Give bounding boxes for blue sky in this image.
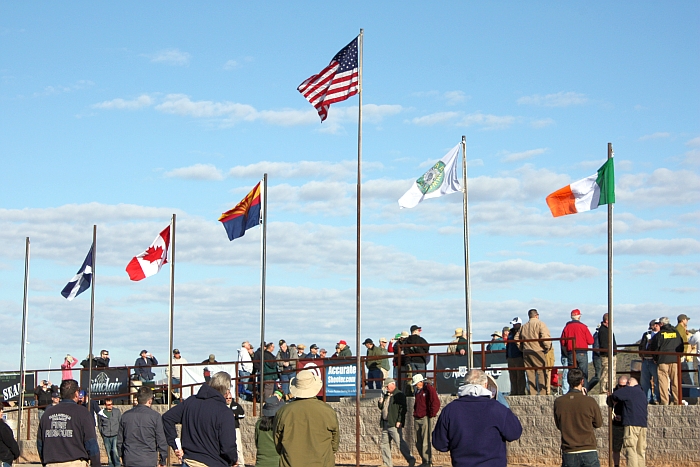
[1,2,698,372]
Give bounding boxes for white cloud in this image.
[33,80,95,97]
[501,148,548,162]
[147,48,191,66]
[164,164,225,181]
[472,259,599,284]
[579,238,700,256]
[683,149,700,166]
[671,263,700,276]
[444,91,468,105]
[92,94,153,110]
[685,136,700,147]
[517,91,588,107]
[228,160,382,180]
[618,168,700,206]
[458,112,517,130]
[530,118,555,128]
[638,132,670,141]
[410,112,460,126]
[223,60,239,70]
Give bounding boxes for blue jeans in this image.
[410,362,426,374]
[563,352,590,393]
[238,370,252,396]
[103,435,121,467]
[562,450,600,467]
[641,359,660,403]
[367,368,383,389]
[279,373,291,395]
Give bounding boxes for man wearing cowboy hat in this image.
[448,328,468,355]
[412,374,440,467]
[274,370,339,467]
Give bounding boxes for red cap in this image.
[338,340,347,345]
[571,309,581,317]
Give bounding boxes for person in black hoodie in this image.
[163,372,238,467]
[0,405,20,467]
[650,316,684,405]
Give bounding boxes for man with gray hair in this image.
[433,370,522,467]
[378,377,416,467]
[163,372,238,467]
[237,341,254,400]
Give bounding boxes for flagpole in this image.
[18,237,30,441]
[87,226,96,404]
[461,136,473,366]
[259,174,268,414]
[606,143,614,467]
[354,28,363,467]
[167,214,176,408]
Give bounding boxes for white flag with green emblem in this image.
[398,143,462,209]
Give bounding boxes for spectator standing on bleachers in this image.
[61,355,77,381]
[447,328,468,354]
[560,309,594,393]
[337,340,352,357]
[134,350,158,382]
[405,325,430,377]
[506,317,526,395]
[237,341,254,398]
[306,344,321,359]
[276,340,294,395]
[553,368,603,467]
[378,337,391,380]
[638,319,661,404]
[516,309,552,395]
[587,325,602,392]
[34,380,53,416]
[651,316,683,405]
[689,329,700,386]
[364,338,384,389]
[598,313,617,394]
[95,349,110,367]
[676,314,693,385]
[486,331,506,351]
[167,349,187,401]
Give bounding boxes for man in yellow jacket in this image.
[516,308,552,395]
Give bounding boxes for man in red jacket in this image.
[560,309,594,393]
[412,374,440,467]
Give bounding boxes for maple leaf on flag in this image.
[143,245,164,263]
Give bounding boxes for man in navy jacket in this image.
[163,372,238,467]
[432,369,522,467]
[609,378,648,467]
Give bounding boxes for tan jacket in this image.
[516,317,552,353]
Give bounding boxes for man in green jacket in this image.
[364,338,385,389]
[378,378,416,467]
[274,370,339,467]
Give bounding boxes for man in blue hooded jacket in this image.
[163,372,238,467]
[432,369,522,467]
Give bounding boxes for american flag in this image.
[298,36,359,122]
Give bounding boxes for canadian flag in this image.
[126,225,170,281]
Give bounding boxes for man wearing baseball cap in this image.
[506,317,525,395]
[560,309,594,393]
[337,340,352,357]
[638,319,661,404]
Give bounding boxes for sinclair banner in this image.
[79,368,130,402]
[435,352,510,395]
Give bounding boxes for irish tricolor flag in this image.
[546,159,615,217]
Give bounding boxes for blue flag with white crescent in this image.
[61,245,94,301]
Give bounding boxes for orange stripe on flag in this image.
[546,185,577,217]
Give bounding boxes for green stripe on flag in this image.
[596,158,615,206]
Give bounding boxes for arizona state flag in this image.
[219,182,262,241]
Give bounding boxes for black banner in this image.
[434,353,510,395]
[79,368,130,403]
[0,372,36,403]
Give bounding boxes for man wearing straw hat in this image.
[274,369,339,467]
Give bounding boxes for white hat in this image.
[411,374,425,386]
[289,370,323,399]
[510,317,522,325]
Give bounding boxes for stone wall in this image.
[11,395,700,466]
